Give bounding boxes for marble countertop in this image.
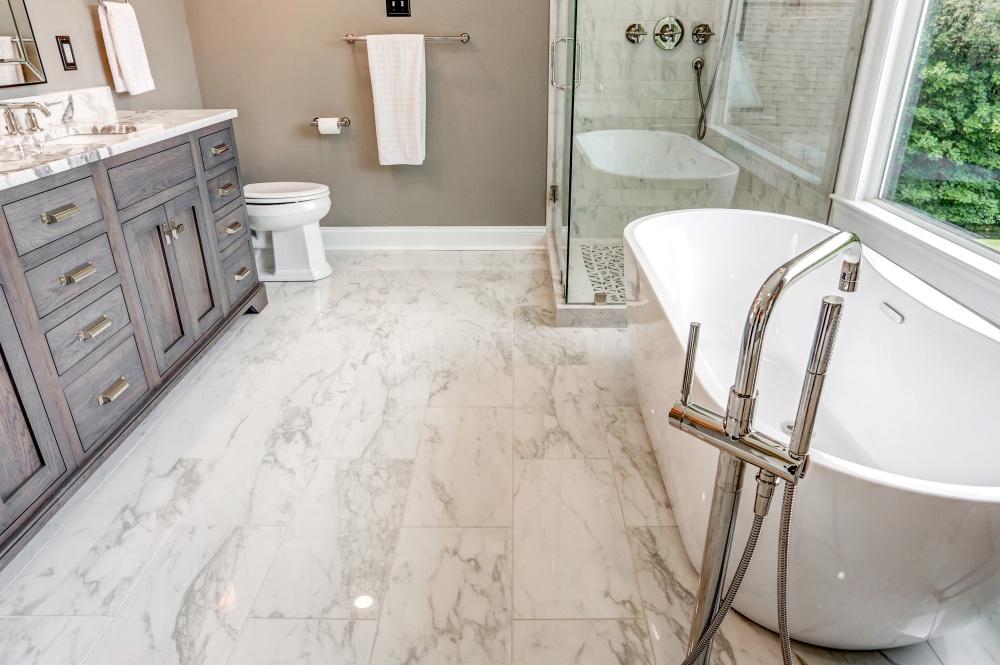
[0,108,237,192]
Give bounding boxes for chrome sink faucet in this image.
[669,230,861,665]
[0,101,52,136]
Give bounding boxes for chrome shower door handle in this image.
[550,37,570,90]
[574,39,583,89]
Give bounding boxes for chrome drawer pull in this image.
[225,221,243,235]
[98,377,129,405]
[234,266,251,281]
[218,183,238,197]
[211,144,231,156]
[77,315,112,341]
[41,203,81,225]
[59,262,97,285]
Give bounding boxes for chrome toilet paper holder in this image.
[309,117,351,128]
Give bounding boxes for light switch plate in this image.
[387,0,410,17]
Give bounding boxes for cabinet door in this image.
[122,205,195,375]
[0,287,67,532]
[164,189,223,339]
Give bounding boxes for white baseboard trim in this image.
[320,226,546,251]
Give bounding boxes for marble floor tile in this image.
[795,642,944,665]
[182,407,339,526]
[513,269,553,307]
[402,407,513,527]
[0,617,110,665]
[514,305,589,366]
[513,250,550,271]
[0,521,61,596]
[211,307,314,365]
[363,305,448,366]
[586,328,638,407]
[451,266,514,306]
[322,365,432,459]
[627,526,785,665]
[459,250,516,270]
[228,619,378,665]
[428,323,513,407]
[83,525,282,665]
[369,527,512,665]
[386,269,458,311]
[513,459,642,619]
[928,611,1000,665]
[513,365,609,458]
[604,407,675,526]
[251,459,412,620]
[327,250,464,271]
[133,363,279,458]
[0,458,214,617]
[304,273,389,334]
[513,619,655,665]
[448,281,515,323]
[257,351,359,410]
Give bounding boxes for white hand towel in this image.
[0,38,25,86]
[366,34,426,166]
[99,3,155,96]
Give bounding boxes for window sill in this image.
[830,195,1000,327]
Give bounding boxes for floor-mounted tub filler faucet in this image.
[669,231,861,665]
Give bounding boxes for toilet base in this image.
[252,221,333,282]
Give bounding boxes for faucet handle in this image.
[680,322,701,405]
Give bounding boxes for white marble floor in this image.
[0,249,996,665]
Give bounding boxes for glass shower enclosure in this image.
[549,0,872,306]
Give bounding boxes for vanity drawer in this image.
[108,144,196,210]
[221,240,257,306]
[207,167,242,213]
[25,234,118,318]
[198,128,236,172]
[214,205,249,253]
[4,177,104,256]
[45,287,131,376]
[64,336,148,451]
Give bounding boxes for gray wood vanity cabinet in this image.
[0,121,266,565]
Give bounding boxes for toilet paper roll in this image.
[316,118,342,135]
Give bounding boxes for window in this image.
[881,0,1000,254]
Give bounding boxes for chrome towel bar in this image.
[343,33,470,44]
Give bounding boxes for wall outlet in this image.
[386,0,410,17]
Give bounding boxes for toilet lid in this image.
[244,182,330,204]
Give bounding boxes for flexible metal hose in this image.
[778,481,798,665]
[694,0,737,140]
[682,513,766,665]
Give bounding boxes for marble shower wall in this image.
[549,0,870,249]
[567,0,727,242]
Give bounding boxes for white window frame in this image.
[830,0,1000,326]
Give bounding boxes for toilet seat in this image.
[244,182,330,205]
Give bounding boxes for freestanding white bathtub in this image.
[624,209,1000,650]
[570,131,740,239]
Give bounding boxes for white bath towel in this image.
[366,34,426,166]
[0,38,25,86]
[99,2,155,96]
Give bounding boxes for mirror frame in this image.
[0,0,46,88]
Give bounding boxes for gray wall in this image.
[0,0,202,110]
[184,0,549,228]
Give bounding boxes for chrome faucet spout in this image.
[724,231,861,439]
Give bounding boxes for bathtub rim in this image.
[625,208,1000,503]
[575,129,740,182]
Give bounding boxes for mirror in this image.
[0,0,45,88]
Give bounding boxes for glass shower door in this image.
[549,0,579,299]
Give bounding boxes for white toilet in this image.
[244,182,334,282]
